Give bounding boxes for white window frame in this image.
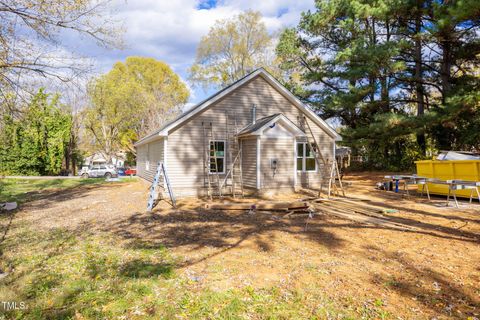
[209,140,226,174]
[296,142,317,172]
[146,143,150,171]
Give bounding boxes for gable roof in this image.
[237,113,305,137]
[238,114,280,135]
[134,68,340,146]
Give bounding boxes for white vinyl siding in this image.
[260,137,295,189]
[137,138,164,182]
[162,76,335,196]
[241,138,257,189]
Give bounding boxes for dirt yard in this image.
[1,173,479,319]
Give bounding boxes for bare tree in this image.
[189,10,277,89]
[0,0,123,101]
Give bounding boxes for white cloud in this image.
[61,0,316,102]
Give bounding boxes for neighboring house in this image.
[134,68,341,197]
[82,152,126,170]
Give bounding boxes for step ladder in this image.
[301,115,345,198]
[221,114,244,198]
[202,122,222,199]
[147,161,176,212]
[325,159,345,198]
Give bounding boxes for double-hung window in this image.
[209,141,225,174]
[296,142,316,172]
[145,144,150,171]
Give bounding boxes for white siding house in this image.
[135,68,341,197]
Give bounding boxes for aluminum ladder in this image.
[301,115,345,198]
[202,122,222,199]
[147,161,176,212]
[221,114,244,198]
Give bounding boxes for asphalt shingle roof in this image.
[135,69,263,145]
[237,114,281,135]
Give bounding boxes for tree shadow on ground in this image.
[119,259,174,278]
[15,183,121,212]
[319,221,479,244]
[346,194,480,242]
[365,193,480,223]
[100,204,345,269]
[97,190,480,271]
[0,210,15,246]
[1,226,83,285]
[300,185,480,223]
[298,187,480,243]
[363,245,480,318]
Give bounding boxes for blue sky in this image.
[67,0,316,105]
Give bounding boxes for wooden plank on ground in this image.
[322,197,399,214]
[312,203,416,231]
[205,201,310,211]
[324,201,389,219]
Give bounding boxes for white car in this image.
[80,165,118,178]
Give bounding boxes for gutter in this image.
[134,133,164,147]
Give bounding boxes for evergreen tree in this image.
[277,0,480,170]
[426,0,480,151]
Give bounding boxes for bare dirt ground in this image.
[10,173,480,319]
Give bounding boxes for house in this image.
[81,152,126,170]
[134,68,341,197]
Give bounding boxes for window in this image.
[209,140,225,174]
[146,144,150,171]
[296,142,316,172]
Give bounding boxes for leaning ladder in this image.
[326,159,345,198]
[147,161,176,212]
[221,115,244,198]
[202,122,222,199]
[302,115,345,198]
[302,115,326,166]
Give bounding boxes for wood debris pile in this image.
[205,197,417,231]
[310,198,416,231]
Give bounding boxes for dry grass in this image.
[0,173,479,319]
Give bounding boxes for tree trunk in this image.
[436,23,453,151]
[414,2,426,155]
[369,17,377,103]
[65,148,70,173]
[440,36,452,103]
[380,19,390,113]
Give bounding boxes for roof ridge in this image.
[135,68,340,147]
[135,69,264,145]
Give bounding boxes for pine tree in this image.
[277,0,480,169]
